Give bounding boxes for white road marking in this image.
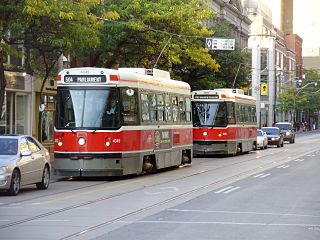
[259,173,271,178]
[277,165,290,169]
[253,173,265,178]
[132,220,320,228]
[294,159,305,162]
[167,209,320,218]
[214,186,234,194]
[223,187,241,194]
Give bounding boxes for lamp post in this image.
[293,82,318,124]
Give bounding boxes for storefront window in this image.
[41,95,55,142]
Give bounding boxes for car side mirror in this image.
[21,150,32,157]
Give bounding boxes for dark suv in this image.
[275,122,295,143]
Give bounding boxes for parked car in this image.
[261,127,284,148]
[0,135,51,196]
[256,129,268,149]
[275,122,295,143]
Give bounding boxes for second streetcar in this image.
[191,89,257,155]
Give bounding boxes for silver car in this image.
[0,135,51,196]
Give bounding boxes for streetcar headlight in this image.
[203,131,208,136]
[78,137,86,146]
[105,137,111,147]
[58,141,63,147]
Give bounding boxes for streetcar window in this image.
[121,88,138,125]
[185,97,192,122]
[141,93,150,121]
[179,96,186,121]
[226,102,236,124]
[164,95,172,121]
[55,88,120,129]
[149,93,157,122]
[172,96,179,122]
[215,103,227,126]
[157,94,164,122]
[192,102,226,127]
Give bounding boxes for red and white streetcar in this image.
[53,67,192,177]
[191,89,257,155]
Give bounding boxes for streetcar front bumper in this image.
[53,153,139,177]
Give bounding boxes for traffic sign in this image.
[205,38,235,51]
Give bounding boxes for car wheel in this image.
[8,169,20,196]
[36,165,50,190]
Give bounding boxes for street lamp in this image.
[293,82,318,124]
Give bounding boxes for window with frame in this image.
[140,93,150,121]
[179,96,186,122]
[27,137,41,152]
[121,88,138,125]
[157,94,164,122]
[172,96,179,122]
[149,93,157,121]
[41,94,55,142]
[20,138,29,153]
[185,97,192,122]
[227,102,236,124]
[164,94,172,121]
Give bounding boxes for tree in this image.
[76,0,219,74]
[0,0,27,119]
[23,0,103,95]
[174,20,250,90]
[278,68,320,122]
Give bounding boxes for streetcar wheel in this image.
[8,169,20,196]
[36,165,50,190]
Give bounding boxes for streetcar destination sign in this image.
[64,75,107,83]
[193,95,219,99]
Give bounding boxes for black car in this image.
[261,127,284,148]
[275,122,295,143]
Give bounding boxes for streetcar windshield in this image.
[55,88,120,129]
[192,102,227,127]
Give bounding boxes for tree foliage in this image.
[278,68,320,113]
[76,0,219,73]
[23,0,103,92]
[174,20,250,90]
[0,0,27,118]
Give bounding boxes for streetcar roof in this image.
[191,89,256,103]
[57,67,190,94]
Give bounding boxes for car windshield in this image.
[0,138,18,155]
[262,128,279,135]
[275,123,292,130]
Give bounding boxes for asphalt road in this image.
[0,130,320,240]
[100,147,320,240]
